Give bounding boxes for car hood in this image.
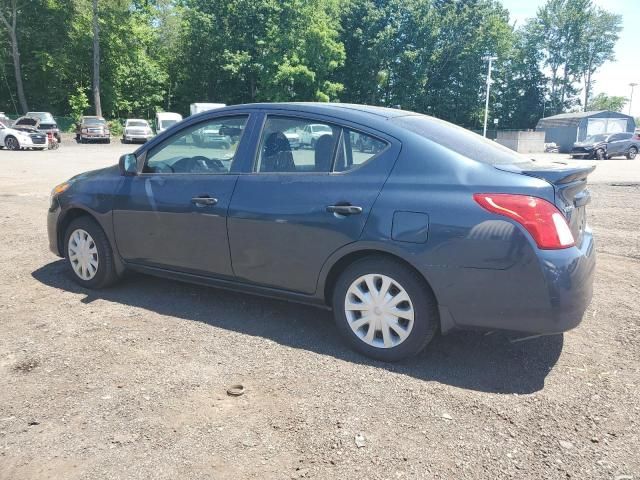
[572,141,603,149]
[70,165,120,183]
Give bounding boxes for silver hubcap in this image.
[6,138,18,150]
[68,229,99,280]
[344,274,415,349]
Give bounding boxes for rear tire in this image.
[64,216,120,289]
[332,257,439,361]
[627,147,638,160]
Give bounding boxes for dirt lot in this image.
[0,141,638,479]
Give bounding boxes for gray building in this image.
[536,110,636,153]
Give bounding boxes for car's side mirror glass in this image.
[119,153,138,176]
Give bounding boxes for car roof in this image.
[221,102,418,119]
[126,118,148,122]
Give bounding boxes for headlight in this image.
[82,128,88,133]
[105,129,110,135]
[51,182,71,197]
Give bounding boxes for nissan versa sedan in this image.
[47,103,596,361]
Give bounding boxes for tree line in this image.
[0,0,622,129]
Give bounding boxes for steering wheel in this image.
[153,162,174,173]
[191,155,226,172]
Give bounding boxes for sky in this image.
[501,0,640,117]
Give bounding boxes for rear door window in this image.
[255,116,340,173]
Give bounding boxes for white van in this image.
[155,112,183,134]
[190,103,226,116]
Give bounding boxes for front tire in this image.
[5,136,20,150]
[627,147,638,160]
[595,148,606,160]
[332,257,439,361]
[64,216,120,289]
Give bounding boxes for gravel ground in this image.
[0,141,638,479]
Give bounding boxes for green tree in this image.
[587,93,627,112]
[578,7,621,111]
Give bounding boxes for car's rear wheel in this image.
[332,257,439,361]
[595,148,605,160]
[627,147,638,160]
[64,216,120,289]
[5,136,20,150]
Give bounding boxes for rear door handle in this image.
[191,196,218,207]
[326,204,363,215]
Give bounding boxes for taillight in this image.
[473,193,575,249]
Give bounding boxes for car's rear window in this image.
[392,115,527,165]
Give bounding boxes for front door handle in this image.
[191,196,218,207]
[326,204,363,215]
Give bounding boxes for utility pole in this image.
[629,83,638,116]
[483,55,497,138]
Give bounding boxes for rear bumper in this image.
[428,228,596,335]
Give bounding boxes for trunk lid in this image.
[495,160,596,247]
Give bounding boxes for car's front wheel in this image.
[595,148,606,160]
[627,147,638,160]
[332,257,439,361]
[64,216,120,289]
[4,136,20,150]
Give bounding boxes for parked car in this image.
[25,112,61,143]
[300,123,333,148]
[571,132,638,160]
[122,119,154,144]
[283,127,301,149]
[155,112,183,135]
[13,115,61,144]
[47,103,596,361]
[192,122,232,149]
[76,116,110,143]
[0,120,47,150]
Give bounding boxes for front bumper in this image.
[124,134,153,142]
[81,134,110,141]
[428,228,596,335]
[570,151,593,159]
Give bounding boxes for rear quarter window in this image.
[392,115,527,165]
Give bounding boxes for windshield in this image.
[160,119,177,128]
[392,114,527,165]
[128,121,148,127]
[28,112,55,123]
[584,134,608,143]
[84,118,106,126]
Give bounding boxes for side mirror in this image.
[119,153,138,176]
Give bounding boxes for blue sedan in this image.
[47,103,596,361]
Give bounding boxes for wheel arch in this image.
[4,134,20,149]
[56,207,99,257]
[321,247,439,310]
